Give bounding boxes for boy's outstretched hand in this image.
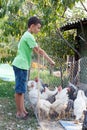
[50,60,55,66]
[34,46,55,66]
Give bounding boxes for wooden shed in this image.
[60,18,87,60]
[60,18,87,84]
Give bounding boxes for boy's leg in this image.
[15,93,25,116]
[13,66,28,117]
[15,93,28,116]
[15,93,20,115]
[22,94,28,114]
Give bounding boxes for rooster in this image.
[74,90,86,124]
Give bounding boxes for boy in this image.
[12,16,55,119]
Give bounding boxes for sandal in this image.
[26,112,29,116]
[24,111,29,116]
[16,114,28,120]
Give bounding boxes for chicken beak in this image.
[58,86,62,92]
[67,87,71,92]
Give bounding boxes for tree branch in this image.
[80,0,87,12]
[56,28,81,58]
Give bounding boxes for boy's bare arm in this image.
[33,46,55,65]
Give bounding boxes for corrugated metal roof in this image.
[60,18,87,31]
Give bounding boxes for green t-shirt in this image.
[12,31,38,70]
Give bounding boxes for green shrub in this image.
[30,69,61,88]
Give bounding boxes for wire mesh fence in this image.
[25,57,87,129]
[68,57,87,86]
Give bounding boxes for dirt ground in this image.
[39,121,64,130]
[0,98,38,130]
[0,98,64,130]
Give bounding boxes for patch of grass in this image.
[0,79,15,98]
[0,79,38,130]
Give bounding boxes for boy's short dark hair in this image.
[28,16,41,28]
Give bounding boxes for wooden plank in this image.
[38,120,64,130]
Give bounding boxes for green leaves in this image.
[0,0,8,18]
[0,0,86,64]
[62,0,78,8]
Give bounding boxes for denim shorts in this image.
[13,66,28,94]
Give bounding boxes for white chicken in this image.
[44,87,58,97]
[37,86,58,101]
[28,85,49,106]
[34,77,45,92]
[28,82,57,105]
[27,80,37,91]
[28,86,40,106]
[49,88,69,119]
[36,99,52,120]
[74,90,86,124]
[27,79,44,92]
[40,90,49,100]
[28,86,58,105]
[55,87,69,102]
[81,90,87,108]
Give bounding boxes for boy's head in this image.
[28,16,41,34]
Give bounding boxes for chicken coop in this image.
[26,75,83,130]
[60,18,87,89]
[25,59,84,130]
